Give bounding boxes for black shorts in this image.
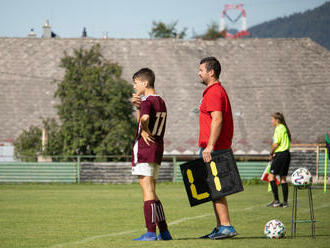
[270,150,291,176]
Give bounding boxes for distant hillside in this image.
[248,1,330,50]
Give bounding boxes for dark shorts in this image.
[270,150,291,176]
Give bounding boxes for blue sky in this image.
[0,0,328,38]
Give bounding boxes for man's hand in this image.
[141,130,155,146]
[131,93,141,109]
[202,146,213,163]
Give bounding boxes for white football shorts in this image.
[132,163,160,179]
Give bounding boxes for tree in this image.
[150,21,187,39]
[14,44,136,161]
[248,1,330,50]
[42,118,64,159]
[194,22,226,40]
[55,44,135,158]
[14,118,63,161]
[14,126,42,161]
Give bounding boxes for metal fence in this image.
[0,144,328,184]
[290,144,329,181]
[0,162,78,183]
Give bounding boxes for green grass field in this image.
[0,183,329,248]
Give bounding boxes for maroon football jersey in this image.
[132,95,167,166]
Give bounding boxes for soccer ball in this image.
[264,219,286,239]
[291,168,312,188]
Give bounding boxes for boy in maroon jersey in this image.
[131,68,172,241]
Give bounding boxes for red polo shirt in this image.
[199,82,234,150]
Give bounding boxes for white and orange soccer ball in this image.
[264,219,286,239]
[291,168,313,188]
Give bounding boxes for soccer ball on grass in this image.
[264,219,286,239]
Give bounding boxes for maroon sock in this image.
[144,200,156,233]
[155,200,168,232]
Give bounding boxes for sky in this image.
[0,0,328,39]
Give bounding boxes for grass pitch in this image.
[0,183,329,248]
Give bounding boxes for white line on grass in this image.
[47,202,292,248]
[302,203,330,211]
[47,213,212,248]
[48,195,330,247]
[168,214,212,225]
[242,195,312,211]
[48,230,136,248]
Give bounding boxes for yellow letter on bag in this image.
[187,169,210,200]
[210,161,222,191]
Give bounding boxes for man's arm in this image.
[140,114,155,146]
[202,111,223,162]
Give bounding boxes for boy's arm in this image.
[135,109,140,122]
[131,94,141,121]
[140,114,155,145]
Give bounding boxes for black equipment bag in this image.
[180,149,243,206]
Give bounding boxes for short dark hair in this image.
[132,68,155,88]
[200,57,221,79]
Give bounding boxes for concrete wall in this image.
[79,151,329,184]
[0,150,327,184]
[80,162,174,183]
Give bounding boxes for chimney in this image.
[37,127,52,162]
[82,27,87,38]
[42,128,48,152]
[42,19,52,38]
[28,28,37,38]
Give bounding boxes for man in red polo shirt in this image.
[198,57,237,239]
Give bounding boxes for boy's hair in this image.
[132,68,155,88]
[200,57,221,79]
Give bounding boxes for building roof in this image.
[0,37,330,155]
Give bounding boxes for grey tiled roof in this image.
[0,37,330,154]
